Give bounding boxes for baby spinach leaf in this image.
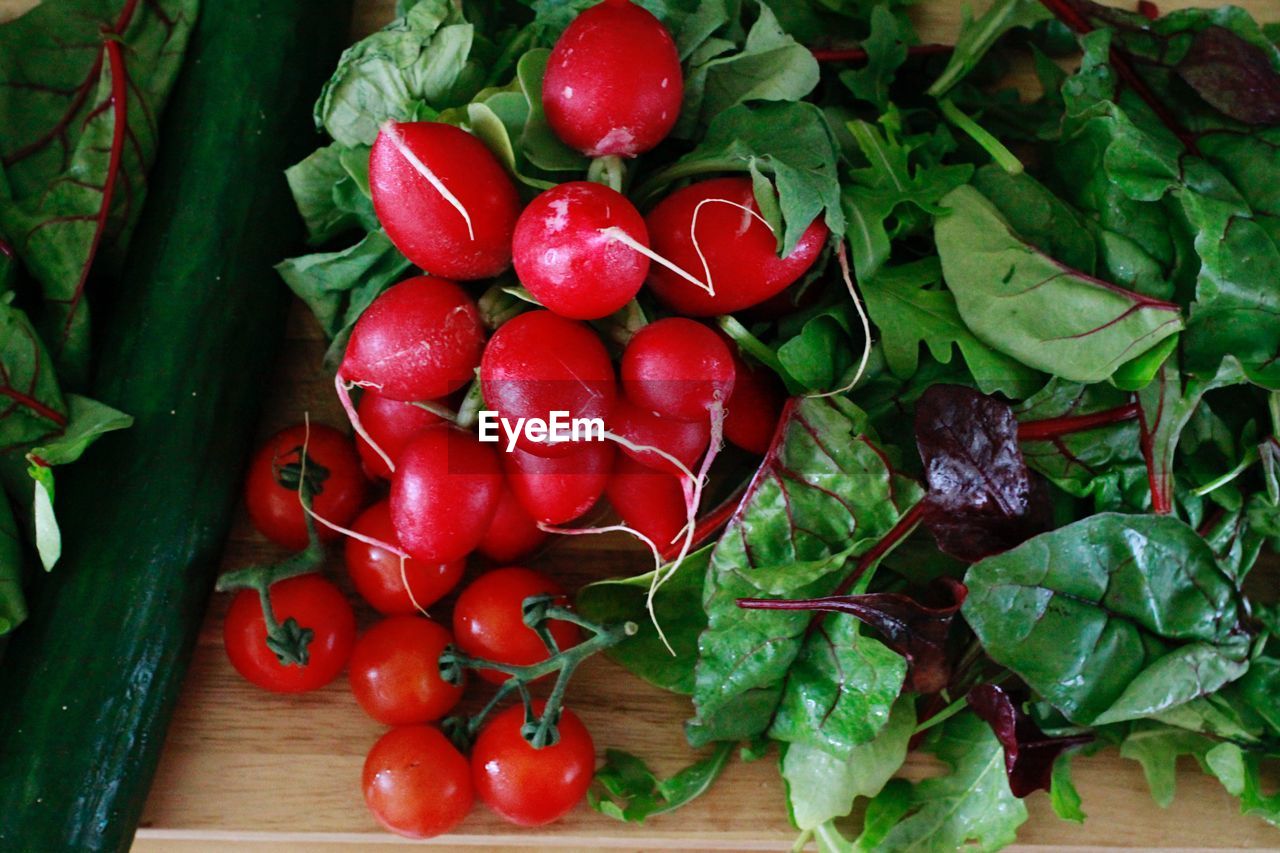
[688,396,923,746]
[963,513,1250,726]
[275,230,413,368]
[0,0,197,384]
[781,693,914,832]
[637,101,844,256]
[315,0,490,146]
[676,0,819,140]
[859,259,1041,399]
[576,547,710,695]
[590,741,734,824]
[935,185,1184,383]
[873,711,1028,852]
[971,166,1097,274]
[0,486,24,635]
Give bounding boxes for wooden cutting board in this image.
[24,0,1259,848]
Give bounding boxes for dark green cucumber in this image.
[0,1,352,849]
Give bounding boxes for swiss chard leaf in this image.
[966,684,1093,798]
[589,742,734,824]
[859,259,1042,399]
[0,297,66,453]
[0,0,196,385]
[963,513,1250,726]
[871,711,1028,852]
[688,396,923,746]
[934,185,1184,383]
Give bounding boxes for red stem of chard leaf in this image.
[1016,401,1139,440]
[1037,0,1200,155]
[1136,391,1173,514]
[829,501,928,599]
[810,43,954,63]
[0,385,67,427]
[659,479,749,562]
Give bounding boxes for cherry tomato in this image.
[349,616,464,725]
[471,702,595,826]
[223,574,356,693]
[363,725,473,839]
[452,567,580,685]
[244,424,366,550]
[346,500,464,615]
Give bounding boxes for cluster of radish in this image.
[225,0,833,839]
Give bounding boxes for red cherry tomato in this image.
[355,391,443,480]
[244,424,366,550]
[346,500,464,615]
[349,616,464,725]
[477,484,549,563]
[471,702,595,827]
[452,567,580,685]
[223,574,356,693]
[363,725,473,839]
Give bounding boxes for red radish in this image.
[480,310,617,456]
[370,121,520,279]
[504,441,615,525]
[606,456,688,547]
[391,426,502,563]
[346,501,464,615]
[543,0,683,157]
[609,395,709,477]
[355,391,444,479]
[645,177,828,315]
[477,484,549,563]
[720,343,786,455]
[621,318,735,423]
[340,277,485,402]
[512,182,650,320]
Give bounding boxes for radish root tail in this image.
[809,241,871,400]
[335,374,397,474]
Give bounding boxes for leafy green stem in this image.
[717,315,800,392]
[937,98,1023,175]
[1192,445,1261,498]
[588,154,626,192]
[633,157,746,204]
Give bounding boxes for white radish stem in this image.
[809,241,872,399]
[382,120,476,241]
[335,374,397,474]
[598,226,712,295]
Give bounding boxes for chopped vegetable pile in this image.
[221,0,1280,846]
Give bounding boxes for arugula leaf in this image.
[1205,743,1280,826]
[688,396,923,746]
[0,0,197,384]
[872,711,1028,851]
[285,144,377,245]
[590,742,734,823]
[859,259,1041,399]
[1119,723,1215,808]
[837,6,906,111]
[776,306,855,393]
[314,0,492,147]
[782,693,914,832]
[576,547,710,695]
[928,0,1050,97]
[676,0,819,140]
[637,101,844,256]
[963,513,1250,726]
[935,185,1184,383]
[275,230,413,368]
[0,486,24,634]
[1049,752,1086,823]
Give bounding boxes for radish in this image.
[621,318,735,423]
[645,177,828,315]
[511,181,650,320]
[390,426,502,563]
[605,456,688,547]
[477,483,549,563]
[719,339,786,455]
[543,0,683,158]
[370,121,520,279]
[479,310,617,456]
[609,395,709,477]
[503,441,615,525]
[354,391,444,479]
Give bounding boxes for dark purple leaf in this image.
[1175,26,1280,126]
[914,384,1046,561]
[737,577,968,694]
[967,685,1094,798]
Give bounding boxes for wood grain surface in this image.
[2,0,1276,849]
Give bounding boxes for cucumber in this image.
[0,1,352,849]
